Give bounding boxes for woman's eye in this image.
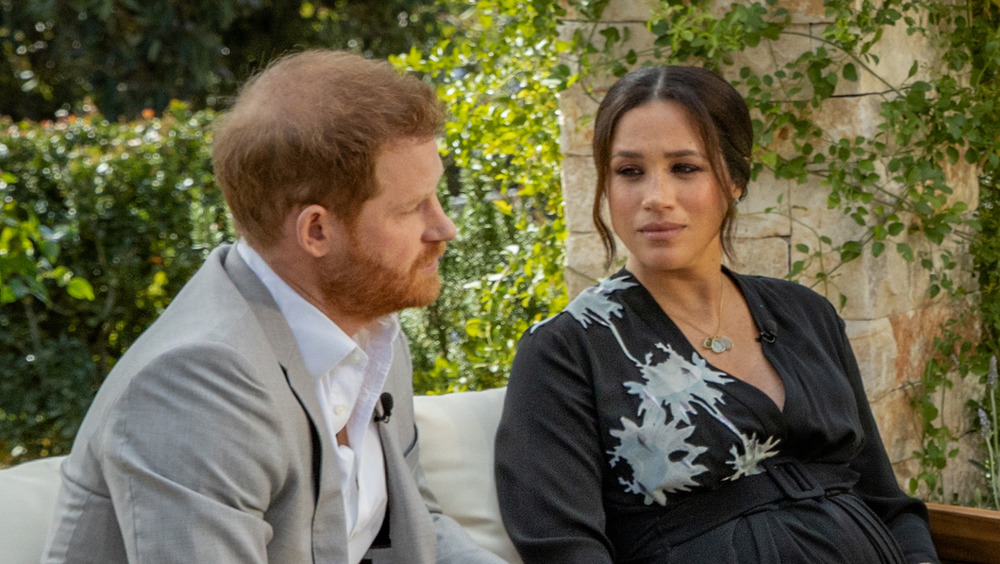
[616,165,642,177]
[673,163,700,174]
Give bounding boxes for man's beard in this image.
[318,234,446,323]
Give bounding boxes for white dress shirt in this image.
[237,241,395,564]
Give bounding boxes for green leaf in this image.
[66,277,95,301]
[840,240,862,262]
[405,46,422,67]
[871,241,885,257]
[493,200,513,215]
[842,63,858,81]
[465,318,484,338]
[946,146,959,164]
[896,242,914,262]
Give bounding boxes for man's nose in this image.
[427,197,457,242]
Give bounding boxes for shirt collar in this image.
[235,240,399,381]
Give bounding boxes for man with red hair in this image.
[43,50,503,564]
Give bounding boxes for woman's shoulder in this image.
[524,271,639,339]
[735,271,833,306]
[732,271,842,329]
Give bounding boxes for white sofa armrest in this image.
[414,387,520,563]
[0,455,66,563]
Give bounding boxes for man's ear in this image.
[294,204,346,258]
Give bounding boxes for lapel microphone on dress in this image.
[373,392,393,423]
[759,319,778,344]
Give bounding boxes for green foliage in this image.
[966,170,1000,509]
[0,0,570,463]
[394,0,569,393]
[0,104,230,465]
[0,0,444,120]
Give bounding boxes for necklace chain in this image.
[668,275,733,354]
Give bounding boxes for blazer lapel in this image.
[221,245,348,560]
[366,338,437,563]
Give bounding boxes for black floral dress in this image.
[495,269,939,564]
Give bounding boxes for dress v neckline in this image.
[617,267,790,419]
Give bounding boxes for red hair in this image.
[212,50,443,248]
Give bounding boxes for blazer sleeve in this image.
[102,342,292,563]
[826,306,940,564]
[494,320,615,563]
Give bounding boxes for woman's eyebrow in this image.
[611,149,702,159]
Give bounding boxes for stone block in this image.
[943,159,981,211]
[939,435,989,505]
[811,94,884,142]
[736,172,793,239]
[560,0,658,22]
[751,97,882,164]
[557,20,655,82]
[869,387,922,465]
[558,85,600,156]
[561,156,598,232]
[892,457,922,493]
[905,233,934,304]
[938,370,984,437]
[788,179,925,320]
[852,18,937,96]
[729,237,789,278]
[566,231,617,298]
[726,24,815,84]
[889,300,974,385]
[835,249,916,320]
[559,0,660,22]
[715,0,828,24]
[845,317,899,400]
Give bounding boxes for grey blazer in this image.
[42,245,503,563]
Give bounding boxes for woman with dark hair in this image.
[494,66,939,564]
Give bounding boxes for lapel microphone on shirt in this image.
[373,392,393,423]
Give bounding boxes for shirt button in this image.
[335,405,346,416]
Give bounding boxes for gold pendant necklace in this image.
[673,276,733,354]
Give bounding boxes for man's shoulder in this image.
[102,244,279,388]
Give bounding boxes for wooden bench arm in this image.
[926,502,1000,564]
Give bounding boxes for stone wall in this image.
[558,0,982,502]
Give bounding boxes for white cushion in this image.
[0,390,518,564]
[0,455,66,563]
[414,387,520,563]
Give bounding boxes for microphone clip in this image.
[373,392,394,424]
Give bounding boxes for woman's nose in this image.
[642,173,676,210]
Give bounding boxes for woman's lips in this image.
[638,221,684,240]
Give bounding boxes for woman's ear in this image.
[732,182,746,201]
